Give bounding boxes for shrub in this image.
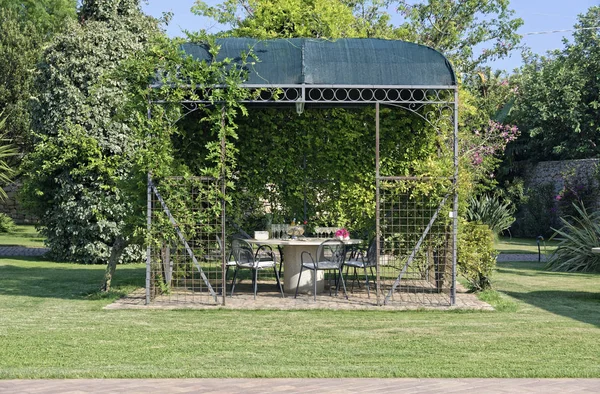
[546,202,600,273]
[457,220,498,291]
[512,183,557,238]
[466,194,515,235]
[0,213,15,233]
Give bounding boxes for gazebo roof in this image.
[181,38,457,87]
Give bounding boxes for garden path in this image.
[2,378,599,393]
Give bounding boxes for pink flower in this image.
[335,228,350,239]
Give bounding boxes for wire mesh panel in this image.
[378,178,454,307]
[148,176,224,305]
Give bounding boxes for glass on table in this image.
[271,224,280,239]
[282,224,289,239]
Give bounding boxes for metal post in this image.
[146,172,152,305]
[221,105,227,306]
[145,101,152,305]
[375,102,381,306]
[451,89,459,306]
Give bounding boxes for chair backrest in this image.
[316,239,345,269]
[231,238,255,267]
[255,244,276,263]
[365,238,377,267]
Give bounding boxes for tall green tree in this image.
[0,0,76,36]
[0,1,76,149]
[0,113,19,199]
[193,0,368,38]
[508,6,600,162]
[21,0,158,290]
[394,0,523,74]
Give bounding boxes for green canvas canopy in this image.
[181,38,456,87]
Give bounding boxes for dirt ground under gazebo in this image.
[105,283,492,311]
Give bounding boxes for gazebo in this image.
[146,38,458,308]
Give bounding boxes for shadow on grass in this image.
[0,259,145,300]
[504,290,600,327]
[495,268,575,278]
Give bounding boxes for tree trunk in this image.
[101,236,127,292]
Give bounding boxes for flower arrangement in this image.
[335,228,350,241]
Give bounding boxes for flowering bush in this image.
[461,119,520,193]
[335,228,350,240]
[469,121,519,166]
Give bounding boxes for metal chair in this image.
[343,238,376,297]
[294,238,348,301]
[230,239,284,299]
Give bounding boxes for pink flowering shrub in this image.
[469,121,519,166]
[461,120,520,191]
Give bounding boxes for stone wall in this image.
[523,158,600,199]
[512,158,600,237]
[0,181,37,224]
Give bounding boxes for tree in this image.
[0,2,77,150]
[508,6,600,162]
[21,0,158,290]
[193,0,367,38]
[0,113,18,199]
[0,0,76,36]
[394,0,523,74]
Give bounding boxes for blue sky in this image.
[141,0,598,72]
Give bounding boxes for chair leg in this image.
[338,267,348,299]
[294,265,304,299]
[278,261,283,284]
[364,265,370,298]
[343,266,350,293]
[351,267,358,292]
[274,266,284,298]
[274,265,282,289]
[313,269,317,301]
[230,266,239,297]
[253,269,258,300]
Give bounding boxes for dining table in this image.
[245,237,363,295]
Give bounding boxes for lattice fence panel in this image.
[149,177,223,305]
[378,178,454,307]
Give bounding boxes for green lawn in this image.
[0,256,598,378]
[495,236,559,254]
[0,225,45,248]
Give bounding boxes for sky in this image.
[141,0,599,73]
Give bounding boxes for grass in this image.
[0,256,598,378]
[0,225,45,248]
[495,236,559,254]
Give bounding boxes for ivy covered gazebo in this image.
[146,37,458,308]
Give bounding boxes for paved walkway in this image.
[0,246,49,257]
[497,253,547,262]
[1,378,599,393]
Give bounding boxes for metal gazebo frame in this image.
[146,38,459,307]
